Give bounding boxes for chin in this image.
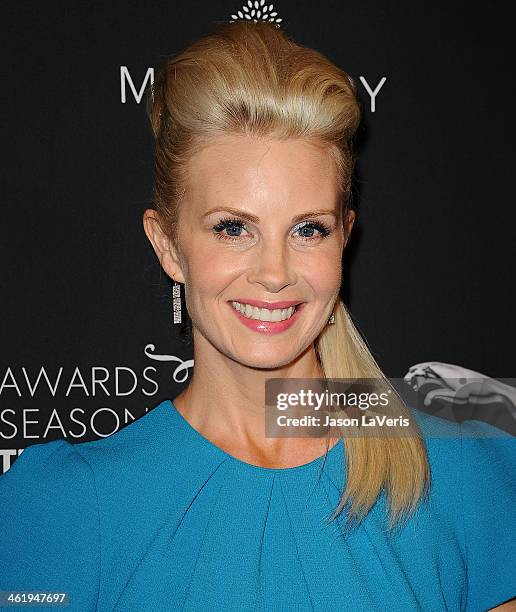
[230,348,300,371]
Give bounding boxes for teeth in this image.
[231,301,297,322]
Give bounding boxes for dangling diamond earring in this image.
[172,281,182,324]
[328,312,335,325]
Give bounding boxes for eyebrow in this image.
[202,207,337,224]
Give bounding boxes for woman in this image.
[0,21,514,612]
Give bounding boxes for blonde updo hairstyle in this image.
[146,20,430,532]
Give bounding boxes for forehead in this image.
[185,135,339,209]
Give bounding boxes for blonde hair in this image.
[146,20,430,532]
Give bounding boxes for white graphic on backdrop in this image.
[0,347,192,398]
[120,66,154,104]
[230,0,282,25]
[120,1,386,112]
[0,345,195,472]
[144,343,194,383]
[403,361,515,434]
[359,76,386,112]
[120,66,386,113]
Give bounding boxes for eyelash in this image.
[212,216,332,242]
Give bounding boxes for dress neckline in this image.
[165,399,343,474]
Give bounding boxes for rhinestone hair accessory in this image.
[230,0,282,26]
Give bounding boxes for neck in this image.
[172,327,330,463]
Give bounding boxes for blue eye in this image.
[211,217,332,242]
[292,221,331,240]
[212,217,249,241]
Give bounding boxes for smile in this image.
[227,300,305,335]
[231,301,297,322]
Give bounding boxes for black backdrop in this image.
[2,1,514,469]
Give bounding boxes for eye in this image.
[291,220,332,241]
[211,217,333,242]
[212,216,251,241]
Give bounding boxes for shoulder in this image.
[48,398,225,543]
[458,417,515,510]
[69,398,225,482]
[3,397,223,522]
[408,406,515,500]
[409,405,462,439]
[408,406,513,459]
[0,398,214,612]
[1,399,170,497]
[1,437,96,505]
[0,439,100,607]
[407,403,515,480]
[69,398,191,480]
[411,408,516,611]
[460,421,516,610]
[0,399,181,608]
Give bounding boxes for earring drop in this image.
[328,313,335,325]
[172,281,182,324]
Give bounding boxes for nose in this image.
[246,240,298,293]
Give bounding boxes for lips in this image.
[229,299,304,309]
[227,300,305,334]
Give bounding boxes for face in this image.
[144,134,355,369]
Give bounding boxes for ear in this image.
[343,208,356,247]
[142,209,186,283]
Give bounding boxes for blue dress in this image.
[0,398,514,611]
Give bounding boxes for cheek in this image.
[301,249,342,296]
[183,244,247,300]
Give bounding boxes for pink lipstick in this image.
[228,300,305,334]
